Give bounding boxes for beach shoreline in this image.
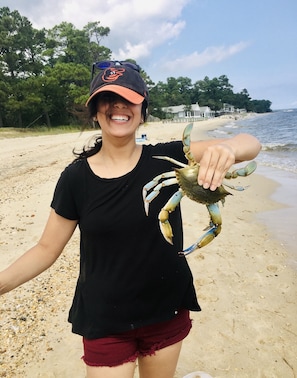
[0,118,296,377]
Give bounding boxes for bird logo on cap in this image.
[102,68,125,83]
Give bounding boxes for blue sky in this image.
[2,0,297,109]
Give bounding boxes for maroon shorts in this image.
[82,309,192,367]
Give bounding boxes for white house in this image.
[220,103,246,115]
[162,103,202,120]
[222,103,235,113]
[200,106,215,118]
[162,103,216,120]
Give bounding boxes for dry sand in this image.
[0,119,296,378]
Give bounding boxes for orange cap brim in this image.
[86,85,145,106]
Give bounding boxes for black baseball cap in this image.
[86,63,148,106]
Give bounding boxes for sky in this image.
[1,0,297,110]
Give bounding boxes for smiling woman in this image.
[87,89,144,178]
[0,60,261,378]
[87,61,149,125]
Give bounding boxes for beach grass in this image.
[0,125,90,139]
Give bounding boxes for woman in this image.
[0,61,261,378]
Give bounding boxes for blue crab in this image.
[143,123,257,256]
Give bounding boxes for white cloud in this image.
[3,1,248,67]
[3,0,190,60]
[162,41,250,71]
[2,0,294,108]
[113,20,185,60]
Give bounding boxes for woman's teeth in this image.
[111,115,129,121]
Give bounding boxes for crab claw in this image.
[158,190,184,244]
[223,161,257,191]
[143,172,178,215]
[225,161,257,179]
[159,210,174,244]
[180,203,222,256]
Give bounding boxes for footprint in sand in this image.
[266,264,284,273]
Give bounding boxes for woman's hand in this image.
[197,143,236,191]
[190,133,261,191]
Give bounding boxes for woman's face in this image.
[95,92,143,138]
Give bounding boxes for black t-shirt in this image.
[51,141,200,338]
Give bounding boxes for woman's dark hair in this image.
[73,94,148,161]
[88,94,148,122]
[73,134,102,161]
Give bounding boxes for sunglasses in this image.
[91,60,140,79]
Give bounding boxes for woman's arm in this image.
[0,209,77,295]
[190,133,262,191]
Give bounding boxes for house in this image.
[200,106,215,118]
[162,103,215,121]
[222,103,235,114]
[162,103,202,120]
[220,103,246,115]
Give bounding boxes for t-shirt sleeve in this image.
[153,141,187,164]
[51,166,79,220]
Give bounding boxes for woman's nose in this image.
[113,98,127,108]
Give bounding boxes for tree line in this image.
[0,7,271,128]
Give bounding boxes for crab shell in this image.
[175,164,231,206]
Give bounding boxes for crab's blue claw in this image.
[180,203,222,256]
[225,161,257,179]
[142,123,257,257]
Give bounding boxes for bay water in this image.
[209,109,297,265]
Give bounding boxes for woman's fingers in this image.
[198,144,235,191]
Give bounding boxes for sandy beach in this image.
[0,118,296,378]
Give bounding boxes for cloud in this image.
[4,0,190,60]
[161,41,250,71]
[113,20,186,60]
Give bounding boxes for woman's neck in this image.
[88,141,142,178]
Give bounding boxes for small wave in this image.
[210,129,228,135]
[262,143,297,152]
[259,161,297,174]
[224,122,238,129]
[258,151,297,174]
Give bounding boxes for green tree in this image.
[165,77,192,105]
[0,6,272,126]
[193,75,234,111]
[44,21,112,69]
[0,7,46,78]
[233,88,252,111]
[0,7,47,126]
[84,21,111,64]
[148,81,169,118]
[0,70,11,126]
[0,7,113,126]
[250,99,272,113]
[41,63,90,126]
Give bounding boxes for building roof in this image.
[162,103,200,113]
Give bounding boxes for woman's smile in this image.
[96,94,143,134]
[110,114,130,122]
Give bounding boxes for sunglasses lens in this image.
[95,61,111,70]
[121,62,140,72]
[92,61,140,77]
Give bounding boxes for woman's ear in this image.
[92,116,100,128]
